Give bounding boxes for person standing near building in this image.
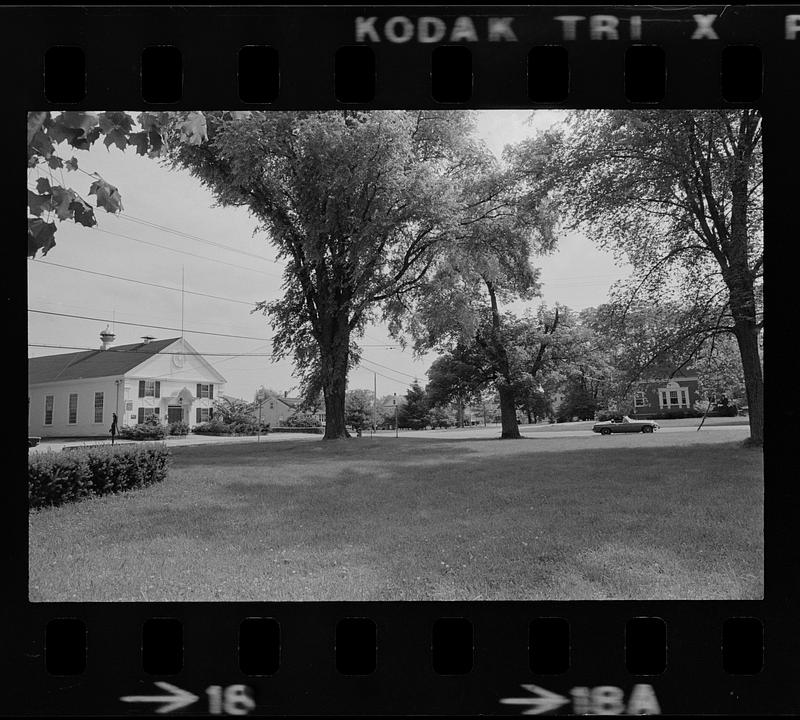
[110,412,118,445]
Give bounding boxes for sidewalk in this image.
[29,432,322,454]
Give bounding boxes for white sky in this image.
[27,110,630,400]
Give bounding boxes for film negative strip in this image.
[6,3,799,716]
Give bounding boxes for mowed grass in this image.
[29,428,763,601]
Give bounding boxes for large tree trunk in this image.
[485,279,522,439]
[320,325,351,440]
[733,318,763,445]
[498,383,521,439]
[723,116,762,445]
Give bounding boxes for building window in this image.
[68,394,78,424]
[137,407,160,424]
[196,407,211,423]
[44,395,54,425]
[196,383,213,399]
[669,390,679,406]
[680,389,688,407]
[660,391,668,408]
[634,391,647,407]
[139,380,161,398]
[94,392,104,423]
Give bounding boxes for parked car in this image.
[592,415,660,435]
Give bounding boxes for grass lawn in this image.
[29,428,763,601]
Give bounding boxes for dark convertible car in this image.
[592,415,660,435]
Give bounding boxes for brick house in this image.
[629,366,700,419]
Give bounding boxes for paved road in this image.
[29,432,322,454]
[370,419,747,440]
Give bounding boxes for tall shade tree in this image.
[171,110,478,439]
[512,110,764,444]
[408,158,557,438]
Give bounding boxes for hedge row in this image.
[192,419,270,435]
[29,444,170,509]
[270,426,324,434]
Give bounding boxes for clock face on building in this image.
[172,353,185,369]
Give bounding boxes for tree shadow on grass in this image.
[113,440,762,547]
[34,438,763,601]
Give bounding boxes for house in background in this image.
[28,329,226,437]
[252,389,326,427]
[629,365,700,419]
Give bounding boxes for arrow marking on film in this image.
[120,682,199,714]
[499,684,570,715]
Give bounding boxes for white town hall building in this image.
[28,329,226,438]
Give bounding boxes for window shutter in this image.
[155,381,161,398]
[209,384,214,399]
[197,383,201,398]
[138,407,144,424]
[138,380,145,398]
[196,408,201,423]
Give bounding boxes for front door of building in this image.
[167,406,183,423]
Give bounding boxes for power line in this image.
[69,165,280,265]
[359,355,420,380]
[119,212,281,265]
[31,259,262,307]
[352,362,410,388]
[88,225,285,279]
[28,308,273,342]
[28,343,280,357]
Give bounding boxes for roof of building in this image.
[638,364,698,382]
[28,338,180,385]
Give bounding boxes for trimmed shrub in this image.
[229,421,270,435]
[284,413,323,428]
[29,444,170,509]
[118,417,167,440]
[270,426,324,434]
[168,421,190,436]
[192,419,270,436]
[192,418,233,435]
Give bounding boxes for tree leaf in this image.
[127,131,149,156]
[69,199,97,227]
[47,155,64,169]
[98,111,134,135]
[56,111,99,135]
[50,186,79,220]
[64,157,79,172]
[28,218,57,258]
[88,178,123,214]
[27,112,49,146]
[71,126,102,150]
[27,190,52,217]
[179,112,208,146]
[147,128,164,156]
[36,177,51,194]
[103,128,129,152]
[29,129,54,158]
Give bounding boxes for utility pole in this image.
[180,265,185,339]
[394,392,398,438]
[372,372,377,437]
